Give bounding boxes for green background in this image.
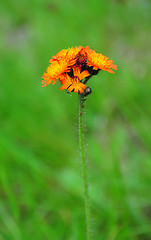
[0,0,151,239]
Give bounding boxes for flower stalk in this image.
[79,93,92,240]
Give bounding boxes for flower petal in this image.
[79,70,90,80]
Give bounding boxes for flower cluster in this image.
[42,46,117,94]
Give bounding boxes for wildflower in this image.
[42,46,117,92]
[42,46,83,87]
[50,46,83,64]
[86,48,117,73]
[41,61,70,87]
[60,66,89,94]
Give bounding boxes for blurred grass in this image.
[0,0,151,239]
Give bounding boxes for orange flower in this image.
[86,48,117,73]
[60,66,90,93]
[41,46,117,91]
[42,46,83,87]
[50,46,83,64]
[41,60,70,87]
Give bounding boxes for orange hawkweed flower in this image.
[42,46,83,87]
[60,66,90,94]
[86,48,117,73]
[41,61,70,87]
[42,46,117,93]
[50,46,83,64]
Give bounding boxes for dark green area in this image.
[0,0,151,239]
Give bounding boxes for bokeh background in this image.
[0,0,151,239]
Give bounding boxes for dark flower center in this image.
[75,53,87,67]
[72,76,80,83]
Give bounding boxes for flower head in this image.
[60,66,89,94]
[42,46,117,93]
[41,60,70,87]
[42,46,83,87]
[86,48,117,73]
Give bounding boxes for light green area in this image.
[0,0,151,239]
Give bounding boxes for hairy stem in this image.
[79,94,92,240]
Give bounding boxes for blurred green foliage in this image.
[0,0,151,239]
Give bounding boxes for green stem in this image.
[79,94,92,240]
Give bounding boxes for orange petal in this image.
[68,85,74,92]
[72,66,81,76]
[79,70,90,80]
[79,82,87,89]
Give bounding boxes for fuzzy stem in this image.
[79,94,92,240]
